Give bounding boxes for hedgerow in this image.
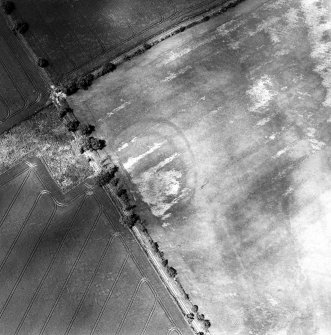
[13,20,29,34]
[66,120,80,132]
[37,58,48,68]
[79,124,95,136]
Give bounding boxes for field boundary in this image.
[1,0,261,333]
[0,157,192,334]
[44,1,271,334]
[2,0,247,87]
[0,14,50,133]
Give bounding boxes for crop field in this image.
[0,158,192,335]
[11,0,230,82]
[69,0,331,334]
[0,16,48,134]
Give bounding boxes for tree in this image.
[81,137,106,151]
[37,58,48,68]
[162,259,168,267]
[152,242,159,252]
[186,313,194,320]
[167,266,177,278]
[95,166,118,186]
[197,313,205,321]
[13,21,29,34]
[90,137,105,150]
[204,320,211,330]
[143,43,152,50]
[192,305,198,313]
[66,120,80,132]
[59,107,72,118]
[122,213,140,228]
[63,81,78,95]
[116,187,127,197]
[111,177,119,186]
[1,0,15,14]
[77,74,94,90]
[80,124,95,136]
[101,62,116,75]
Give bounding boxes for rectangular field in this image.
[68,0,331,334]
[0,158,192,335]
[12,0,228,82]
[0,16,48,134]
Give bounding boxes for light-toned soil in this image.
[69,0,331,333]
[0,106,93,193]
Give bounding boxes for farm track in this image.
[0,158,193,335]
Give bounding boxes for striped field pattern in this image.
[12,0,228,82]
[0,158,192,335]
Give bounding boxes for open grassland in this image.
[69,0,331,333]
[0,158,192,335]
[10,0,231,82]
[0,16,48,134]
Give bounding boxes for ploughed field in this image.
[69,0,331,334]
[0,158,192,335]
[11,0,229,82]
[0,16,48,134]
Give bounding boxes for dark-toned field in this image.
[69,0,331,333]
[11,0,229,82]
[0,158,192,335]
[0,16,48,134]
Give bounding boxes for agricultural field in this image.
[10,0,230,82]
[0,15,48,134]
[0,157,192,335]
[69,0,331,334]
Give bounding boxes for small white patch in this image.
[162,65,192,82]
[309,138,325,151]
[269,134,276,140]
[42,144,51,151]
[164,49,192,64]
[273,147,289,158]
[163,34,218,65]
[200,96,206,101]
[247,75,276,112]
[117,142,129,152]
[162,213,172,221]
[123,141,166,172]
[257,117,271,126]
[210,106,223,115]
[107,101,131,118]
[306,127,316,137]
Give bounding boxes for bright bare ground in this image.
[0,158,192,335]
[70,0,331,334]
[12,0,230,82]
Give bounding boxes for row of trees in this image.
[1,0,49,68]
[186,304,211,332]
